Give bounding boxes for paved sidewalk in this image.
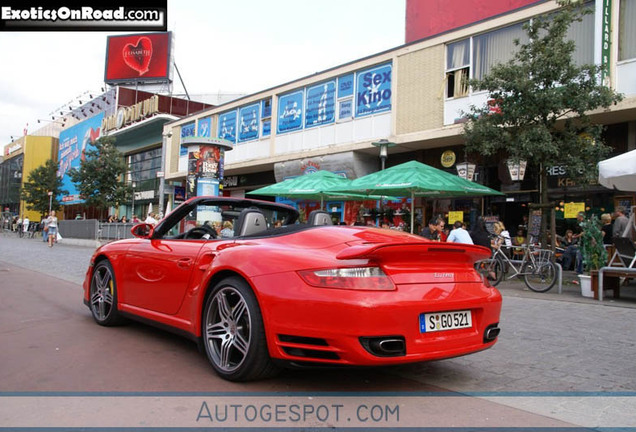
[2,230,636,305]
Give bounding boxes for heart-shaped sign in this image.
[122,37,153,76]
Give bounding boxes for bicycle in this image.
[476,239,558,292]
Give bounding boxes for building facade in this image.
[1,135,59,222]
[157,0,635,231]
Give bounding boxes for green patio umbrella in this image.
[328,160,504,233]
[247,170,394,209]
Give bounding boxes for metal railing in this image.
[57,220,135,241]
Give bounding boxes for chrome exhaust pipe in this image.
[484,325,501,342]
[377,338,406,355]
[360,336,406,357]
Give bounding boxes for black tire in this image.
[202,276,279,381]
[523,259,557,292]
[89,260,125,326]
[476,257,504,286]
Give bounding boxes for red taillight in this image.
[298,267,395,291]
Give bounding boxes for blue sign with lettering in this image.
[338,74,354,98]
[277,91,304,133]
[217,110,237,143]
[197,117,211,138]
[305,81,336,128]
[262,120,271,137]
[238,104,260,143]
[180,122,196,156]
[355,63,392,117]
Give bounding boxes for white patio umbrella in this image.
[598,149,636,192]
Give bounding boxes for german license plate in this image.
[420,310,472,333]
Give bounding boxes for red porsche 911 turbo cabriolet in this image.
[83,196,501,381]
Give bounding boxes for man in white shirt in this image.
[446,221,474,244]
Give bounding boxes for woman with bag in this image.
[46,210,58,248]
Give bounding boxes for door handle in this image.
[177,258,193,268]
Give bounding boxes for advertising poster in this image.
[564,202,585,219]
[217,110,237,143]
[238,104,260,142]
[277,91,303,133]
[355,63,392,117]
[305,81,336,128]
[58,113,104,205]
[104,32,172,83]
[197,117,211,138]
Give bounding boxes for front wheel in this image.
[202,277,279,381]
[89,260,125,326]
[476,257,504,286]
[523,259,557,292]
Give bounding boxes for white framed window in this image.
[619,0,636,61]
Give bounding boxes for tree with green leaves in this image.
[463,0,622,242]
[22,159,68,218]
[68,136,131,219]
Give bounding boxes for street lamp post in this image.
[47,191,53,214]
[372,139,396,170]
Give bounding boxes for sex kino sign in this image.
[356,63,392,117]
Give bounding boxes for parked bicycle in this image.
[476,238,557,292]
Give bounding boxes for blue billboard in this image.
[238,103,259,143]
[338,74,354,98]
[197,117,211,137]
[217,110,237,143]
[355,63,392,117]
[305,81,336,128]
[277,90,303,133]
[180,122,195,156]
[58,113,104,205]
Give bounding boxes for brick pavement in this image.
[2,232,636,426]
[2,232,636,394]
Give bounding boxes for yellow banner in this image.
[564,202,585,219]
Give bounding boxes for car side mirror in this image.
[131,223,154,239]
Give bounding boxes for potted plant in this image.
[578,215,608,298]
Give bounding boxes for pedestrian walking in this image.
[46,210,58,248]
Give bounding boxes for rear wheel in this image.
[523,259,557,292]
[202,277,279,381]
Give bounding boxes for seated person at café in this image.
[559,229,579,271]
[420,217,444,241]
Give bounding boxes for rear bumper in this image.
[254,274,502,366]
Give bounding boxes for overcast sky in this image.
[0,0,406,147]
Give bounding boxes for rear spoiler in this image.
[336,242,492,264]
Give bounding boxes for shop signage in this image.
[355,63,392,117]
[601,0,611,86]
[134,190,155,200]
[440,150,456,168]
[5,143,21,156]
[102,95,160,132]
